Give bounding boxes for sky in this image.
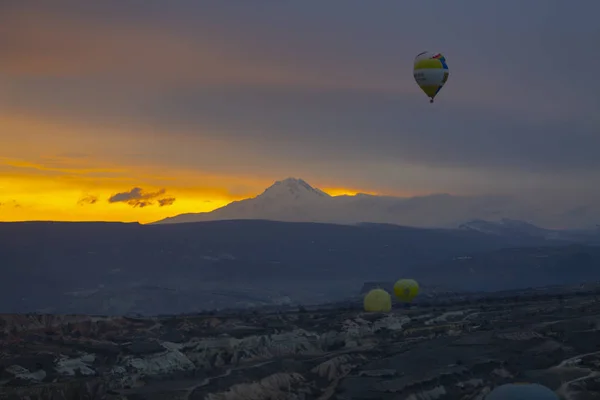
[1,1,599,223]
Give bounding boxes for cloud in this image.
[0,200,21,208]
[1,156,126,176]
[2,1,600,205]
[158,197,176,207]
[137,87,600,174]
[57,152,89,159]
[0,4,398,95]
[77,194,98,205]
[108,187,171,208]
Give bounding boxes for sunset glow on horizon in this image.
[0,112,388,223]
[1,1,599,225]
[0,112,384,223]
[0,159,383,224]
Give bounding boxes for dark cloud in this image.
[141,87,600,174]
[77,194,98,205]
[2,1,600,200]
[158,197,176,207]
[108,187,172,208]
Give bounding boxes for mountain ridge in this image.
[152,177,600,230]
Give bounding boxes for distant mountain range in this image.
[459,218,600,243]
[153,178,600,230]
[1,220,599,315]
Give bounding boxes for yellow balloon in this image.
[393,279,419,302]
[486,383,558,399]
[413,51,449,103]
[363,289,392,312]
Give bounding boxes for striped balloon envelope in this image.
[413,51,450,103]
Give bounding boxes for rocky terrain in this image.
[2,288,600,399]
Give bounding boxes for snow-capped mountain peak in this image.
[152,178,600,230]
[257,178,331,202]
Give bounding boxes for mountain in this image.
[155,178,332,225]
[0,220,596,315]
[460,218,600,244]
[152,178,600,230]
[459,218,549,237]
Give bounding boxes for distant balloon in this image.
[486,383,558,400]
[413,51,449,103]
[363,288,392,312]
[393,279,419,302]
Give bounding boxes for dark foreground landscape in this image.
[2,220,600,399]
[2,287,600,399]
[2,220,600,315]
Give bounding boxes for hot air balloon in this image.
[413,51,449,103]
[393,279,419,302]
[486,383,558,400]
[363,288,392,312]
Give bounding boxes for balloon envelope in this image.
[486,383,558,400]
[413,51,449,102]
[363,289,392,312]
[393,279,419,302]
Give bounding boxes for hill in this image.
[410,245,600,292]
[459,218,600,243]
[1,220,599,314]
[366,245,600,294]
